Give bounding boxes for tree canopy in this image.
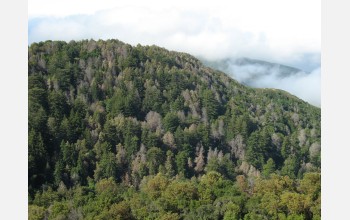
[28,39,321,219]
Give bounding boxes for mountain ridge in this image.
[28,39,321,219]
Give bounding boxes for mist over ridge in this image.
[28,1,320,107]
[202,57,320,107]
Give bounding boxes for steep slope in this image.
[28,39,320,219]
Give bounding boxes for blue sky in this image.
[28,0,321,106]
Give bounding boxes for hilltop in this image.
[28,39,320,219]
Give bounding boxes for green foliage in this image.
[29,171,320,220]
[262,158,276,178]
[175,151,189,176]
[94,152,118,181]
[28,129,47,188]
[147,147,165,175]
[246,131,266,169]
[163,112,180,133]
[201,89,219,121]
[28,39,321,220]
[165,151,176,178]
[281,156,299,179]
[108,201,133,220]
[49,201,70,220]
[28,205,46,220]
[48,91,68,120]
[162,180,198,212]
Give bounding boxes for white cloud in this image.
[28,0,321,106]
[276,68,321,107]
[28,0,320,62]
[222,62,321,106]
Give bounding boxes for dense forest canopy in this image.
[28,39,320,220]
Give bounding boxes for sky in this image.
[28,0,321,106]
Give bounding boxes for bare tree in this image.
[177,110,186,123]
[271,133,282,149]
[211,119,225,140]
[207,147,218,162]
[116,144,126,165]
[162,132,176,149]
[194,145,205,173]
[298,129,307,147]
[218,150,224,162]
[228,134,246,160]
[187,157,193,168]
[145,111,163,133]
[309,142,321,159]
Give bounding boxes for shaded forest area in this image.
[28,39,320,219]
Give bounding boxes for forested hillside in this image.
[28,39,321,219]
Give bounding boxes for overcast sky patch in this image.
[28,0,321,106]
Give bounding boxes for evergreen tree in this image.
[262,158,276,178]
[165,150,176,178]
